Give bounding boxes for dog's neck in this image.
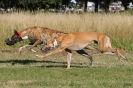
[52,33,67,47]
[56,33,67,42]
[19,30,29,40]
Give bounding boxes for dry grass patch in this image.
[0,12,133,50]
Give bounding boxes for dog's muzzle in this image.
[5,38,15,45]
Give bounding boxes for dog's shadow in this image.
[0,59,89,68]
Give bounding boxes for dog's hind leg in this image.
[76,49,93,66]
[115,48,128,63]
[101,47,127,63]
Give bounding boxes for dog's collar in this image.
[15,32,21,37]
[15,32,23,40]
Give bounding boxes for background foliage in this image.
[0,0,133,12]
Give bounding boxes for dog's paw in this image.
[36,54,44,58]
[31,49,37,53]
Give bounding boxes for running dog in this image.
[5,26,64,53]
[36,32,127,69]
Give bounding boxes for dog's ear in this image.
[14,30,20,36]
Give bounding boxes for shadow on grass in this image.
[0,59,64,65]
[38,64,90,68]
[0,59,90,68]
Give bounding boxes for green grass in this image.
[0,51,133,88]
[0,67,133,88]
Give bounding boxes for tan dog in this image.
[5,26,64,53]
[36,32,127,69]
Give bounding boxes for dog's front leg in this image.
[28,40,42,51]
[18,45,31,54]
[18,41,41,54]
[36,47,65,58]
[66,52,72,69]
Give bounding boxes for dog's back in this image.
[19,26,63,45]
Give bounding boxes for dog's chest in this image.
[28,36,37,43]
[68,43,88,50]
[22,36,28,40]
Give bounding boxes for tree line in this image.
[84,0,133,12]
[0,0,133,12]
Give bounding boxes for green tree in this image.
[121,0,131,10]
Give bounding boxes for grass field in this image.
[0,12,133,88]
[0,50,133,88]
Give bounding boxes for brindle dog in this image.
[5,26,64,53]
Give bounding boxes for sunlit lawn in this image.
[0,50,133,88]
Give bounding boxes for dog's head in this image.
[40,33,59,52]
[5,30,22,46]
[41,39,59,53]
